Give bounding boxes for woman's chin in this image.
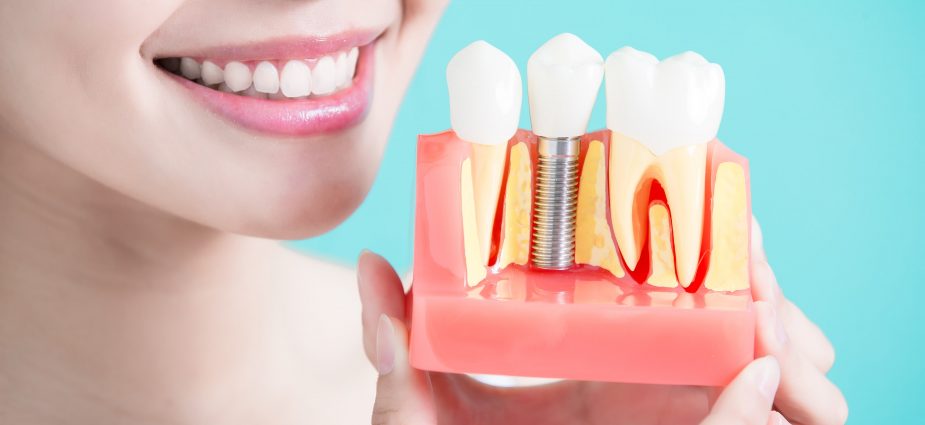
[215,179,372,240]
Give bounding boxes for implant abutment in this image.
[531,136,581,270]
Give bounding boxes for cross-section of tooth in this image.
[253,61,280,94]
[312,56,337,95]
[460,158,487,286]
[702,162,749,291]
[528,33,603,270]
[201,61,224,86]
[224,61,252,92]
[280,60,312,98]
[606,47,725,286]
[179,58,200,80]
[575,140,624,277]
[447,41,522,267]
[646,202,679,288]
[496,142,532,269]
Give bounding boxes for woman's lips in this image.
[164,36,376,137]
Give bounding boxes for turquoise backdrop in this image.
[293,0,925,422]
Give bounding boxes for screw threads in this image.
[531,137,580,270]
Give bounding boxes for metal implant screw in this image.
[531,136,580,270]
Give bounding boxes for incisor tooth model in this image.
[447,40,522,275]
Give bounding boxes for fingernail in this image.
[768,305,789,347]
[751,215,767,262]
[756,357,781,402]
[376,314,396,375]
[358,249,373,263]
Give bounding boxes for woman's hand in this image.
[357,218,847,424]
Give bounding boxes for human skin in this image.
[0,0,445,423]
[0,0,847,424]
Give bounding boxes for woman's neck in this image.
[0,139,314,424]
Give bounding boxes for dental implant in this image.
[527,33,604,270]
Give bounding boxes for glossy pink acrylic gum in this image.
[409,129,755,386]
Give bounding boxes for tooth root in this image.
[460,158,487,286]
[646,202,679,288]
[496,142,532,268]
[608,132,655,271]
[703,162,749,291]
[576,140,624,277]
[658,144,708,287]
[470,143,508,265]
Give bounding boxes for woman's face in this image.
[0,0,445,238]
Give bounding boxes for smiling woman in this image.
[0,0,445,423]
[0,0,851,424]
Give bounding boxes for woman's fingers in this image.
[358,250,408,365]
[749,217,835,373]
[755,301,848,425]
[700,356,780,425]
[372,315,437,425]
[769,411,793,425]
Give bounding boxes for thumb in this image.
[372,314,436,425]
[701,356,781,425]
[358,250,407,365]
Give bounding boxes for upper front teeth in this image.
[166,47,359,99]
[253,61,280,94]
[605,47,725,154]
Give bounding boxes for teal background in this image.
[293,0,925,422]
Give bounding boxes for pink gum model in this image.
[409,129,754,386]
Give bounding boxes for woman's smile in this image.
[155,32,380,136]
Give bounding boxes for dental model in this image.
[409,36,754,386]
[447,41,522,282]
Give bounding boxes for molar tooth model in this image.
[409,35,753,386]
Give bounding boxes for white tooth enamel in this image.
[201,61,224,85]
[242,85,266,99]
[527,33,603,137]
[605,47,725,287]
[179,58,201,80]
[447,40,522,266]
[253,61,280,94]
[223,61,252,92]
[280,60,312,98]
[447,41,522,146]
[312,56,337,95]
[335,52,349,88]
[605,47,725,154]
[347,47,359,81]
